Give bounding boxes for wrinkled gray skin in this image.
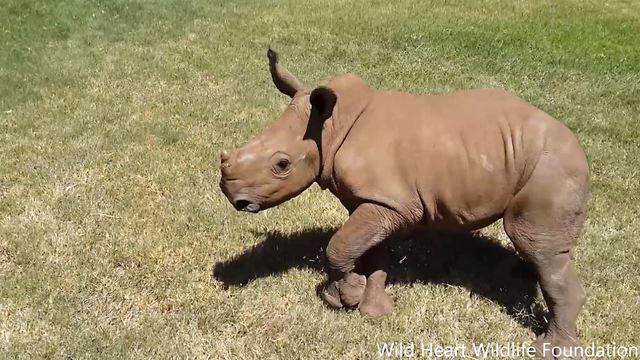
[219,49,590,360]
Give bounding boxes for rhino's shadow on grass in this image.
[212,226,547,335]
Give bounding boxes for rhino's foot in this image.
[338,273,367,307]
[321,281,343,309]
[532,332,582,360]
[358,270,393,317]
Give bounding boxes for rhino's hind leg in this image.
[503,155,589,359]
[529,252,586,359]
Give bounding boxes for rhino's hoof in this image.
[358,270,393,317]
[321,281,343,309]
[532,333,582,360]
[339,273,367,307]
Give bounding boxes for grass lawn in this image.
[1,0,639,358]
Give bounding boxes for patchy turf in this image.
[1,0,639,358]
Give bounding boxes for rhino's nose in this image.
[220,149,231,164]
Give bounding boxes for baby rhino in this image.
[219,49,590,359]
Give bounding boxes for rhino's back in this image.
[333,88,553,228]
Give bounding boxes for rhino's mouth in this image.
[234,198,261,213]
[219,179,261,213]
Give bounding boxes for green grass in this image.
[1,0,639,358]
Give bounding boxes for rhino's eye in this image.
[270,151,292,177]
[273,158,291,175]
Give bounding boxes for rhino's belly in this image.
[425,203,507,231]
[413,133,529,230]
[418,173,517,231]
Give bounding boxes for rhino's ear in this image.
[310,86,337,121]
[268,48,305,98]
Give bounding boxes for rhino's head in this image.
[219,49,338,213]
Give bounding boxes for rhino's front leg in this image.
[321,203,403,314]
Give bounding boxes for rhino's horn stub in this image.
[220,149,230,164]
